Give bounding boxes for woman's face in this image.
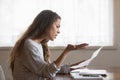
[48,19,61,41]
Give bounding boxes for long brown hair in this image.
[9,10,61,72]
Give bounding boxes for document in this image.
[70,68,107,80]
[70,47,103,69]
[78,68,107,76]
[70,72,103,80]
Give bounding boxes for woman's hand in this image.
[70,66,87,71]
[70,60,87,71]
[70,60,86,66]
[65,43,88,52]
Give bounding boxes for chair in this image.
[0,65,6,80]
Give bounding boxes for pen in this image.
[80,74,100,77]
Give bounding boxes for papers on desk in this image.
[70,72,103,80]
[70,68,107,80]
[70,47,106,80]
[70,47,103,69]
[71,68,107,76]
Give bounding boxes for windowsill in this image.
[0,47,12,50]
[49,45,118,50]
[0,45,118,50]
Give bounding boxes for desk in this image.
[53,67,120,80]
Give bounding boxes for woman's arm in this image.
[54,43,88,68]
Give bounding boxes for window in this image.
[0,0,114,47]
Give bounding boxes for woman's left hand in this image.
[70,60,86,66]
[70,60,87,71]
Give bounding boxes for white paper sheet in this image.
[70,72,103,80]
[70,47,103,69]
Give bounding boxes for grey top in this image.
[13,39,70,80]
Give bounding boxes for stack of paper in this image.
[71,68,107,76]
[79,68,107,76]
[70,72,103,80]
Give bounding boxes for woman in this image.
[9,10,88,80]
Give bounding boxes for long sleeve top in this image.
[13,39,70,80]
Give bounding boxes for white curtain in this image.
[0,0,113,47]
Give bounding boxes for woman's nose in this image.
[57,29,60,34]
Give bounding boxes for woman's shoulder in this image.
[24,39,40,52]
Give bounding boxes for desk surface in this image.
[53,67,120,80]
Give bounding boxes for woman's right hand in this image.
[64,43,88,52]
